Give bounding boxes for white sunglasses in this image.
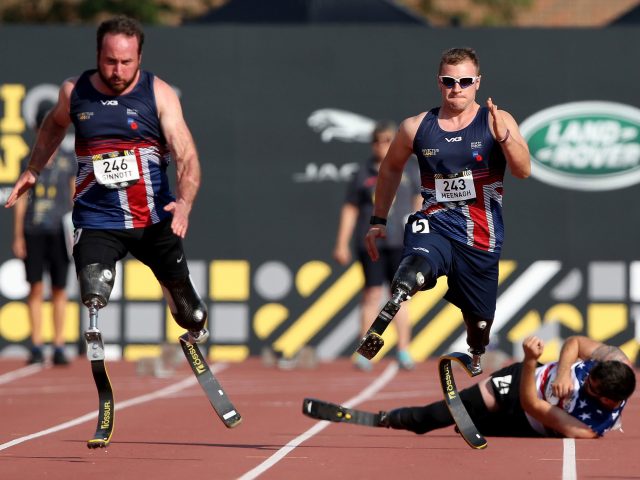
[438,75,480,89]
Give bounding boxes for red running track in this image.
[0,357,637,479]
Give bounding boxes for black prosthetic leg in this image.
[79,264,116,449]
[356,255,434,360]
[437,352,487,449]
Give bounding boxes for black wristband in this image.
[369,215,387,226]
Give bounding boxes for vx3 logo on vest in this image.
[445,136,462,142]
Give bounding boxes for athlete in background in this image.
[365,47,530,373]
[13,107,76,365]
[333,121,422,371]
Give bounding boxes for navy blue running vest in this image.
[70,69,174,229]
[413,106,506,253]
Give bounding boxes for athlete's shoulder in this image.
[403,111,430,127]
[64,70,99,100]
[400,111,430,140]
[590,344,632,367]
[63,75,81,86]
[153,75,180,102]
[152,73,171,90]
[54,76,82,123]
[61,75,80,94]
[67,69,97,86]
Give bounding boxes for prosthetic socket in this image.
[391,255,436,300]
[79,264,116,309]
[357,255,436,360]
[161,276,208,332]
[79,264,116,361]
[463,314,493,356]
[377,255,436,330]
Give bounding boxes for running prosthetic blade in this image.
[179,334,242,428]
[85,329,114,448]
[438,352,487,450]
[356,299,400,360]
[302,398,384,427]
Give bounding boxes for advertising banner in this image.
[0,26,638,363]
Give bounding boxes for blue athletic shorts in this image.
[401,214,500,319]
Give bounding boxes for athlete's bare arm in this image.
[333,203,358,266]
[591,343,632,365]
[520,336,598,439]
[4,79,74,209]
[486,98,530,179]
[155,77,201,239]
[551,336,632,399]
[12,194,28,259]
[366,114,423,261]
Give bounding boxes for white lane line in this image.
[0,365,228,452]
[238,362,399,480]
[562,438,577,480]
[0,364,45,385]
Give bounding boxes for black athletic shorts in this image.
[24,230,70,288]
[357,247,403,287]
[73,217,189,282]
[472,362,543,437]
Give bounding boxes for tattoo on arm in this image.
[591,345,629,363]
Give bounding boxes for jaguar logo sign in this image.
[519,101,640,191]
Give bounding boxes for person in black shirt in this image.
[13,107,76,365]
[334,121,422,370]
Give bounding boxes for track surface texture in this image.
[0,357,637,479]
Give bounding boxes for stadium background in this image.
[0,25,639,364]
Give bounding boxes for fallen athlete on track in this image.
[304,335,636,439]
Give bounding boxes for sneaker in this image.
[277,357,298,370]
[354,355,373,371]
[27,346,44,365]
[53,348,69,366]
[397,350,415,371]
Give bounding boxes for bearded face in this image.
[97,33,141,95]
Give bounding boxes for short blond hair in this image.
[439,47,480,75]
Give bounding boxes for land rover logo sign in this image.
[519,101,640,191]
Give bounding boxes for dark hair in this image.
[589,361,636,402]
[97,15,144,55]
[439,47,480,75]
[372,120,397,143]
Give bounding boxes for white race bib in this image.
[434,169,476,204]
[92,150,140,189]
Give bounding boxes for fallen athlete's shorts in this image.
[73,217,189,282]
[24,230,70,288]
[357,247,403,287]
[472,362,542,437]
[401,214,499,319]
